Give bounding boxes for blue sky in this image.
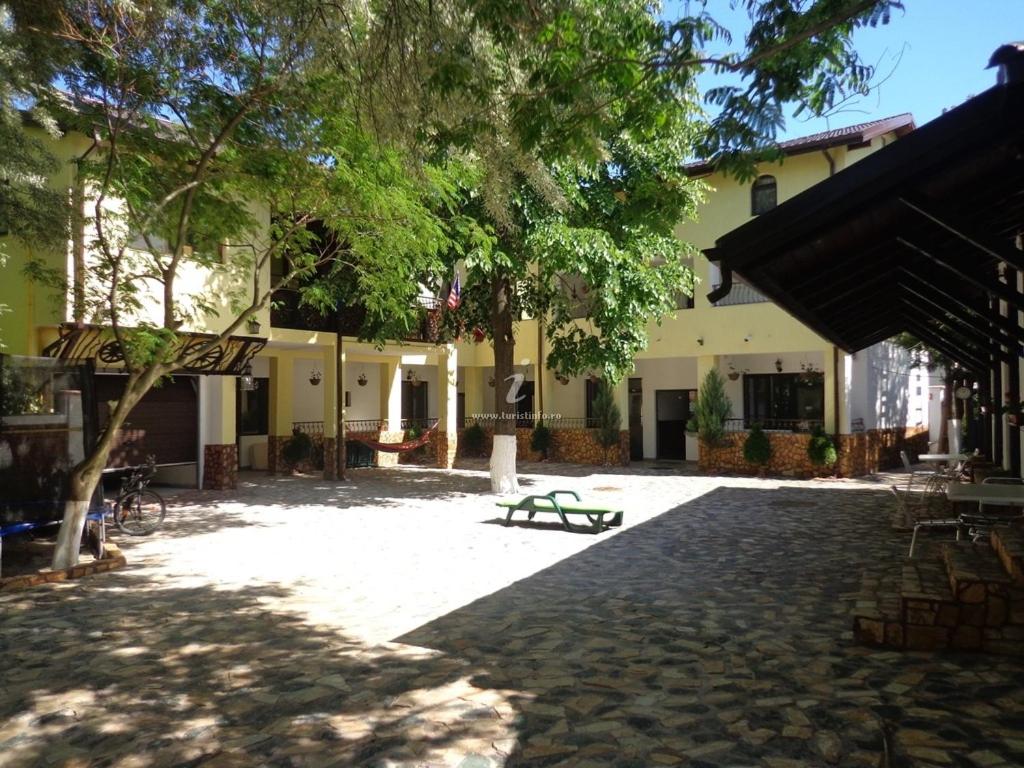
[665,1,1024,139]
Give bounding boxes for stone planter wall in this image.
[457,426,629,466]
[698,426,930,478]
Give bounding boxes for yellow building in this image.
[0,114,931,487]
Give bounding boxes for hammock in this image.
[352,423,438,453]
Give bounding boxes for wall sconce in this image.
[407,370,422,387]
[696,336,704,346]
[557,374,570,385]
[775,358,783,373]
[488,375,496,387]
[246,317,261,335]
[357,372,368,387]
[239,363,255,391]
[309,369,322,386]
[743,334,752,342]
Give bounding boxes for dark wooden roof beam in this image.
[899,269,1024,341]
[811,270,901,310]
[899,195,1024,273]
[899,315,989,371]
[895,237,1024,311]
[902,311,1014,364]
[897,280,1024,351]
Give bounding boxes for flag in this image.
[446,273,461,309]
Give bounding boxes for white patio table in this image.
[945,481,1024,507]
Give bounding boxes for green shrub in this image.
[743,424,771,466]
[592,379,622,464]
[282,429,313,469]
[807,426,838,467]
[685,416,698,434]
[531,422,553,459]
[462,423,487,457]
[695,369,732,447]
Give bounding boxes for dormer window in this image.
[751,175,777,216]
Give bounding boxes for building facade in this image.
[0,115,932,487]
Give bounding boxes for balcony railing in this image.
[723,418,823,433]
[710,281,771,306]
[271,288,448,343]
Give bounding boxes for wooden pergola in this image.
[707,44,1024,474]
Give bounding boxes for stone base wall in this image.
[699,426,930,478]
[267,434,286,474]
[203,443,238,490]
[457,426,629,466]
[835,426,929,476]
[0,544,127,592]
[344,430,407,468]
[322,437,337,480]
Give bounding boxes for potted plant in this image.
[281,428,313,473]
[462,423,487,457]
[592,379,623,465]
[743,423,772,475]
[531,422,553,460]
[694,369,732,448]
[807,425,838,469]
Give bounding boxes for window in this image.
[743,373,823,428]
[751,175,777,215]
[237,377,269,435]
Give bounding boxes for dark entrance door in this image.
[515,381,535,427]
[401,381,428,425]
[656,389,689,460]
[628,378,643,460]
[94,373,198,467]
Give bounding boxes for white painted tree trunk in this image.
[490,434,519,494]
[51,499,90,570]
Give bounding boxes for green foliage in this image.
[592,380,622,462]
[743,424,772,466]
[282,429,313,469]
[530,422,553,459]
[462,423,487,457]
[807,425,838,467]
[685,416,698,434]
[695,369,732,447]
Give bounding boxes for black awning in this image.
[708,77,1024,372]
[42,323,266,375]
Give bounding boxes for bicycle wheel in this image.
[115,489,166,535]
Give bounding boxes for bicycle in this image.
[111,455,167,535]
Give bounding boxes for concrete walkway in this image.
[0,464,1021,767]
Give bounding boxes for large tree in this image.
[431,0,904,491]
[9,0,456,568]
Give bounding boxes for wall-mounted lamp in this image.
[309,369,322,386]
[557,374,570,385]
[357,372,368,387]
[488,375,496,387]
[775,358,783,373]
[246,317,261,335]
[743,334,752,342]
[239,363,255,391]
[696,336,704,346]
[406,370,422,387]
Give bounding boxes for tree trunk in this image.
[51,369,157,569]
[489,273,519,494]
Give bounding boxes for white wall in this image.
[345,362,381,422]
[847,341,928,431]
[290,357,326,423]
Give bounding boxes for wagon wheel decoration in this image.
[97,340,127,366]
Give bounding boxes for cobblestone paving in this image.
[0,463,1022,767]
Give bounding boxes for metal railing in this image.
[710,281,771,306]
[463,416,600,430]
[292,421,324,435]
[723,418,823,433]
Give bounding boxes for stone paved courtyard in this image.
[1,463,1022,767]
